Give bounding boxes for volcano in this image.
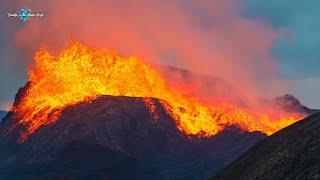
[0,83,265,179]
[10,43,306,139]
[0,42,314,179]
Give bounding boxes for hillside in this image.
[0,63,318,179]
[0,94,264,179]
[211,112,320,180]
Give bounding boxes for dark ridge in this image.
[0,95,265,179]
[2,74,318,179]
[210,112,320,180]
[273,94,320,115]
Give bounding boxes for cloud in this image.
[240,0,320,108]
[11,0,282,99]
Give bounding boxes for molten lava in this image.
[14,42,305,141]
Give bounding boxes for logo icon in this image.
[19,8,31,21]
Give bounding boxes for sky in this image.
[0,0,319,110]
[242,0,320,108]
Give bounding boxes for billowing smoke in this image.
[9,0,286,105]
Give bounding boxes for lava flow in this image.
[13,42,305,141]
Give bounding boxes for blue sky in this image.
[0,0,319,109]
[242,0,320,108]
[243,0,320,78]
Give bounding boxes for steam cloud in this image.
[10,0,287,104]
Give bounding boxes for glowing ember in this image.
[13,42,305,141]
[144,97,160,121]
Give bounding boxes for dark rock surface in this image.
[211,112,320,180]
[0,94,265,179]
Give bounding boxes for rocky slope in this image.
[1,67,318,179]
[211,112,320,180]
[0,92,265,179]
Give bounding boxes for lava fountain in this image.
[12,42,305,141]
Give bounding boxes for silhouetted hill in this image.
[0,87,265,179]
[1,67,318,179]
[273,94,320,115]
[211,112,320,180]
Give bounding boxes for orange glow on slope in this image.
[14,43,304,141]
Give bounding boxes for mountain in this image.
[1,66,318,179]
[272,94,320,115]
[211,112,320,180]
[0,86,265,179]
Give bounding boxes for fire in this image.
[14,42,304,141]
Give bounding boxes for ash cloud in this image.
[8,0,287,104]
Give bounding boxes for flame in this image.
[14,42,304,141]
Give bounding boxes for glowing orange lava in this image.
[14,42,305,141]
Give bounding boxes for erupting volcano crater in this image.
[6,42,306,142]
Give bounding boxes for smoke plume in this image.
[9,0,285,104]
